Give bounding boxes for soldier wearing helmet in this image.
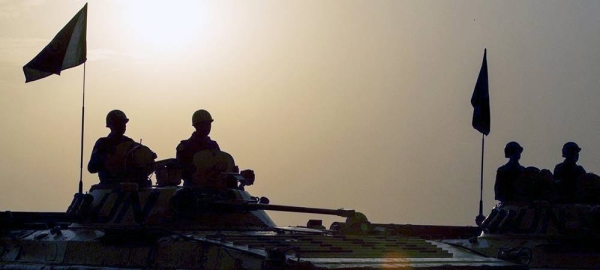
[176,109,221,185]
[176,110,256,187]
[88,110,155,186]
[554,142,586,203]
[494,141,525,202]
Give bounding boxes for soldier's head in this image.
[504,141,523,159]
[192,109,213,137]
[562,142,581,162]
[106,109,128,136]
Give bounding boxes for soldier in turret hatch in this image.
[176,109,221,186]
[495,141,525,202]
[554,142,586,203]
[176,109,255,187]
[88,110,156,186]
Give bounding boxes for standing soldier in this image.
[554,142,586,203]
[494,141,525,202]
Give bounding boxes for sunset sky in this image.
[2,0,600,227]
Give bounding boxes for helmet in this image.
[504,141,523,158]
[562,142,581,157]
[192,109,213,126]
[106,110,129,127]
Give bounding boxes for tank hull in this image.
[1,228,522,269]
[1,187,522,269]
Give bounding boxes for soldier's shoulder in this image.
[176,139,189,151]
[207,138,220,150]
[554,163,564,171]
[206,136,219,144]
[92,137,109,147]
[496,163,510,172]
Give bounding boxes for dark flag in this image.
[23,3,87,83]
[471,49,490,135]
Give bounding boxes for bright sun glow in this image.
[120,1,208,56]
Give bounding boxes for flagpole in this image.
[21,3,88,192]
[471,48,489,226]
[476,134,486,226]
[78,63,86,194]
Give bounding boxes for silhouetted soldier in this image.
[88,110,156,186]
[176,109,256,188]
[176,109,221,186]
[554,142,586,203]
[495,141,525,202]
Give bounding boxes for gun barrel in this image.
[215,202,356,218]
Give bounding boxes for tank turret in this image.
[67,184,275,230]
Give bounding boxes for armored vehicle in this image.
[445,201,600,269]
[445,169,600,269]
[1,151,522,269]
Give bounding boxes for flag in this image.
[471,48,490,135]
[23,3,87,83]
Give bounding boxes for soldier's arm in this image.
[494,170,505,201]
[87,139,107,173]
[176,141,194,180]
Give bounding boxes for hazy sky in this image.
[2,0,600,227]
